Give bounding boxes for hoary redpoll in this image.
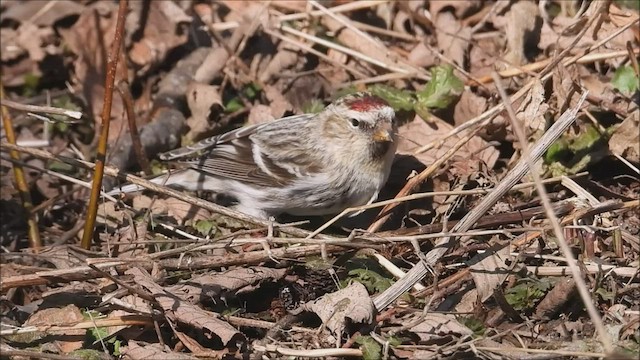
[110,92,397,219]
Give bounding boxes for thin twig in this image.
[81,0,129,249]
[275,0,388,23]
[366,126,483,233]
[0,85,42,250]
[413,17,639,157]
[492,72,612,353]
[0,155,120,204]
[279,25,422,77]
[473,49,638,85]
[263,28,368,78]
[117,81,151,175]
[372,91,588,311]
[0,143,320,239]
[0,98,83,119]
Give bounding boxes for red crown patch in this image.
[346,95,388,112]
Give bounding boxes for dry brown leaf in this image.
[0,28,24,62]
[24,304,85,353]
[169,267,287,304]
[129,267,245,347]
[133,194,211,224]
[467,243,512,303]
[453,91,488,127]
[110,221,149,259]
[429,1,478,19]
[264,85,293,118]
[474,338,530,357]
[434,11,471,67]
[128,1,191,75]
[185,82,223,142]
[516,79,549,134]
[270,1,307,13]
[495,1,541,67]
[581,73,622,112]
[14,22,53,62]
[247,104,276,126]
[397,114,499,178]
[407,42,437,68]
[468,34,503,79]
[122,341,198,360]
[0,0,83,26]
[41,282,103,309]
[539,3,638,52]
[453,287,479,313]
[98,201,126,228]
[321,14,408,75]
[301,282,374,338]
[534,277,577,319]
[58,1,127,143]
[258,44,299,84]
[552,61,580,111]
[609,111,640,163]
[409,313,473,342]
[37,246,85,269]
[163,197,212,223]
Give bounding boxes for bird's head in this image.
[323,92,397,159]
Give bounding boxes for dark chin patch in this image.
[370,141,391,159]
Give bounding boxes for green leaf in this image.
[333,86,359,100]
[595,287,615,301]
[612,66,639,95]
[22,73,40,97]
[413,105,432,121]
[48,160,76,174]
[348,269,393,294]
[225,97,244,113]
[568,125,603,152]
[193,219,216,236]
[302,99,325,114]
[545,138,570,163]
[356,335,382,360]
[150,159,165,176]
[386,336,402,347]
[459,316,486,336]
[416,65,464,110]
[504,277,553,311]
[51,95,82,126]
[69,349,108,360]
[368,84,415,111]
[244,83,262,99]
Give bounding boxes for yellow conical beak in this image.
[373,129,393,143]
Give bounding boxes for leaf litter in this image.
[0,1,639,359]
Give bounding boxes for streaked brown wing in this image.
[179,139,295,188]
[169,113,321,188]
[159,114,315,161]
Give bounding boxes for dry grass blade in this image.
[491,72,612,354]
[373,91,588,311]
[367,128,482,233]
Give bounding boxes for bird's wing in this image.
[166,113,321,188]
[158,113,314,161]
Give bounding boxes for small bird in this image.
[110,92,397,219]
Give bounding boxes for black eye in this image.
[350,118,360,127]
